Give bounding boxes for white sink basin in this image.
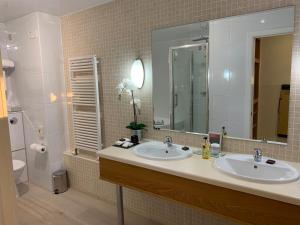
[133,141,193,160]
[214,154,300,183]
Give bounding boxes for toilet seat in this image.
[12,159,26,171]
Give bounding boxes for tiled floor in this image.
[16,184,161,225]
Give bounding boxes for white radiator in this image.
[69,55,101,153]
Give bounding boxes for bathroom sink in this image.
[133,141,193,160]
[214,154,300,183]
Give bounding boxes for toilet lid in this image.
[13,160,26,171]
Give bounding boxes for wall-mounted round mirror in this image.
[131,59,144,89]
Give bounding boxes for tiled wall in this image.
[5,12,66,190]
[5,13,50,189]
[62,1,300,224]
[62,0,300,162]
[62,0,300,225]
[37,12,67,180]
[0,23,8,58]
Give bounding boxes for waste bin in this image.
[52,170,68,194]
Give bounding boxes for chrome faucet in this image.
[254,148,262,162]
[163,136,173,147]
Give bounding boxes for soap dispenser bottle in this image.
[202,137,210,159]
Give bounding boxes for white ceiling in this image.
[0,0,113,22]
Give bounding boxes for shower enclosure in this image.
[170,42,209,133]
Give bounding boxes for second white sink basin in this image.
[133,141,193,160]
[214,154,300,183]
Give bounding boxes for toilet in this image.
[12,159,26,197]
[8,112,28,196]
[13,159,26,182]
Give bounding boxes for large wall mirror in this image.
[152,7,294,144]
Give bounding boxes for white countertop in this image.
[99,146,300,206]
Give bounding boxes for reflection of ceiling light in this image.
[181,44,194,48]
[260,19,265,24]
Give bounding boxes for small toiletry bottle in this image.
[211,143,220,158]
[202,137,210,159]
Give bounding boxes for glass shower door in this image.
[170,43,208,133]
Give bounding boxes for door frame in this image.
[0,54,17,225]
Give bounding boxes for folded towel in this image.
[122,142,133,148]
[115,141,124,146]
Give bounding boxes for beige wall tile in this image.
[62,1,300,224]
[62,0,300,162]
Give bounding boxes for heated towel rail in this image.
[69,55,101,153]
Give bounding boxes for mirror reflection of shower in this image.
[170,41,209,134]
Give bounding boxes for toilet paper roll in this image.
[30,143,47,154]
